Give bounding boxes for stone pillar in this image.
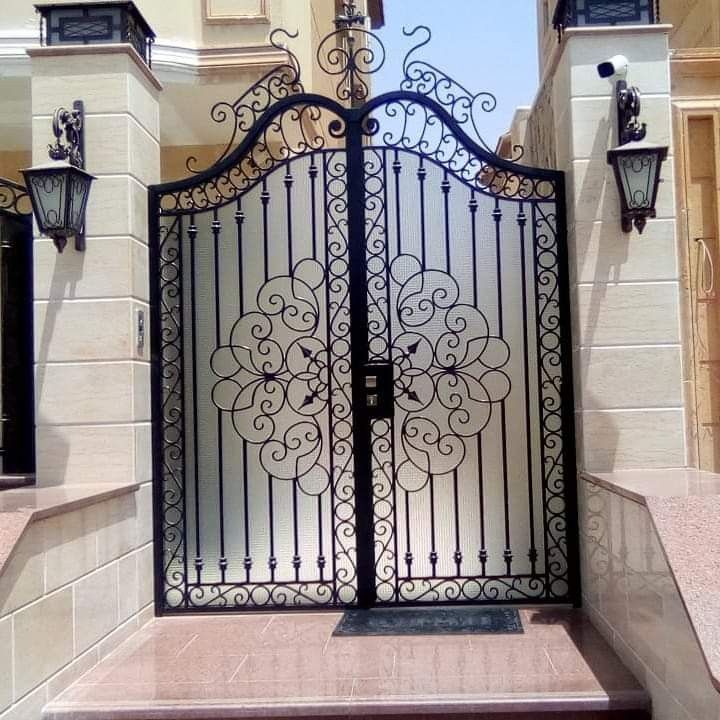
[28,46,161,486]
[551,26,685,472]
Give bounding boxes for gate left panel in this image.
[154,148,357,610]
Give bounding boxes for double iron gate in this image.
[151,15,578,611]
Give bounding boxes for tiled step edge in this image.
[43,688,650,719]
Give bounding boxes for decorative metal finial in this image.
[334,1,366,30]
[48,100,85,168]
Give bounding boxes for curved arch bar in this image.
[358,91,560,183]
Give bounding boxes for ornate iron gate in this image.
[150,11,578,612]
[0,179,35,475]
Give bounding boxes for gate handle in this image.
[364,363,393,419]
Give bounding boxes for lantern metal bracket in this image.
[47,100,85,251]
[616,80,646,146]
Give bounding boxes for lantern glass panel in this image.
[26,169,68,235]
[67,171,92,234]
[617,150,658,210]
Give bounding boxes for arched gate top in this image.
[152,6,563,215]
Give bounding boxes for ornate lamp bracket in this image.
[616,80,646,146]
[48,100,85,169]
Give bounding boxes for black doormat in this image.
[333,607,523,636]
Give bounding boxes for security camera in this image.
[596,55,629,79]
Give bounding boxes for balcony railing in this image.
[553,0,659,39]
[36,1,156,68]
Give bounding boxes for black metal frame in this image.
[0,179,36,477]
[36,1,155,67]
[149,10,579,613]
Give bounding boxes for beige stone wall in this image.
[544,28,684,472]
[0,152,30,184]
[524,79,556,169]
[161,143,228,182]
[30,47,160,487]
[579,477,720,719]
[665,0,720,50]
[0,488,153,720]
[537,0,557,79]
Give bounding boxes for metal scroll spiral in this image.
[186,29,305,174]
[210,258,332,494]
[0,178,32,217]
[534,203,568,599]
[401,26,524,162]
[361,101,554,202]
[389,254,511,491]
[163,104,342,213]
[157,218,187,609]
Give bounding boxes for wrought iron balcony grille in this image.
[553,0,659,38]
[36,1,156,68]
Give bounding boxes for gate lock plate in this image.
[364,363,394,419]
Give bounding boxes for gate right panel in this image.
[364,139,573,604]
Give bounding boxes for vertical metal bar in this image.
[346,113,375,608]
[268,474,276,582]
[235,198,252,583]
[493,199,512,576]
[393,150,402,256]
[404,490,412,579]
[310,159,318,260]
[285,162,294,272]
[322,153,338,600]
[531,203,551,598]
[261,177,276,581]
[469,190,486,576]
[211,209,227,583]
[382,148,399,599]
[292,479,300,582]
[418,157,427,269]
[442,170,461,575]
[517,202,537,576]
[442,170,451,272]
[429,474,437,577]
[285,160,300,582]
[317,493,325,582]
[188,215,203,585]
[261,179,270,282]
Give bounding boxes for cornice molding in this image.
[152,43,286,77]
[0,29,285,79]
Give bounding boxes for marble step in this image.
[42,609,650,720]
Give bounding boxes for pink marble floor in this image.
[43,608,649,719]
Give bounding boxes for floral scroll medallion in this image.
[210,258,332,496]
[209,253,511,496]
[389,254,511,492]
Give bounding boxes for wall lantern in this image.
[606,80,668,234]
[21,100,95,252]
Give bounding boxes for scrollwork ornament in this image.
[186,29,305,174]
[0,178,32,217]
[400,26,523,161]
